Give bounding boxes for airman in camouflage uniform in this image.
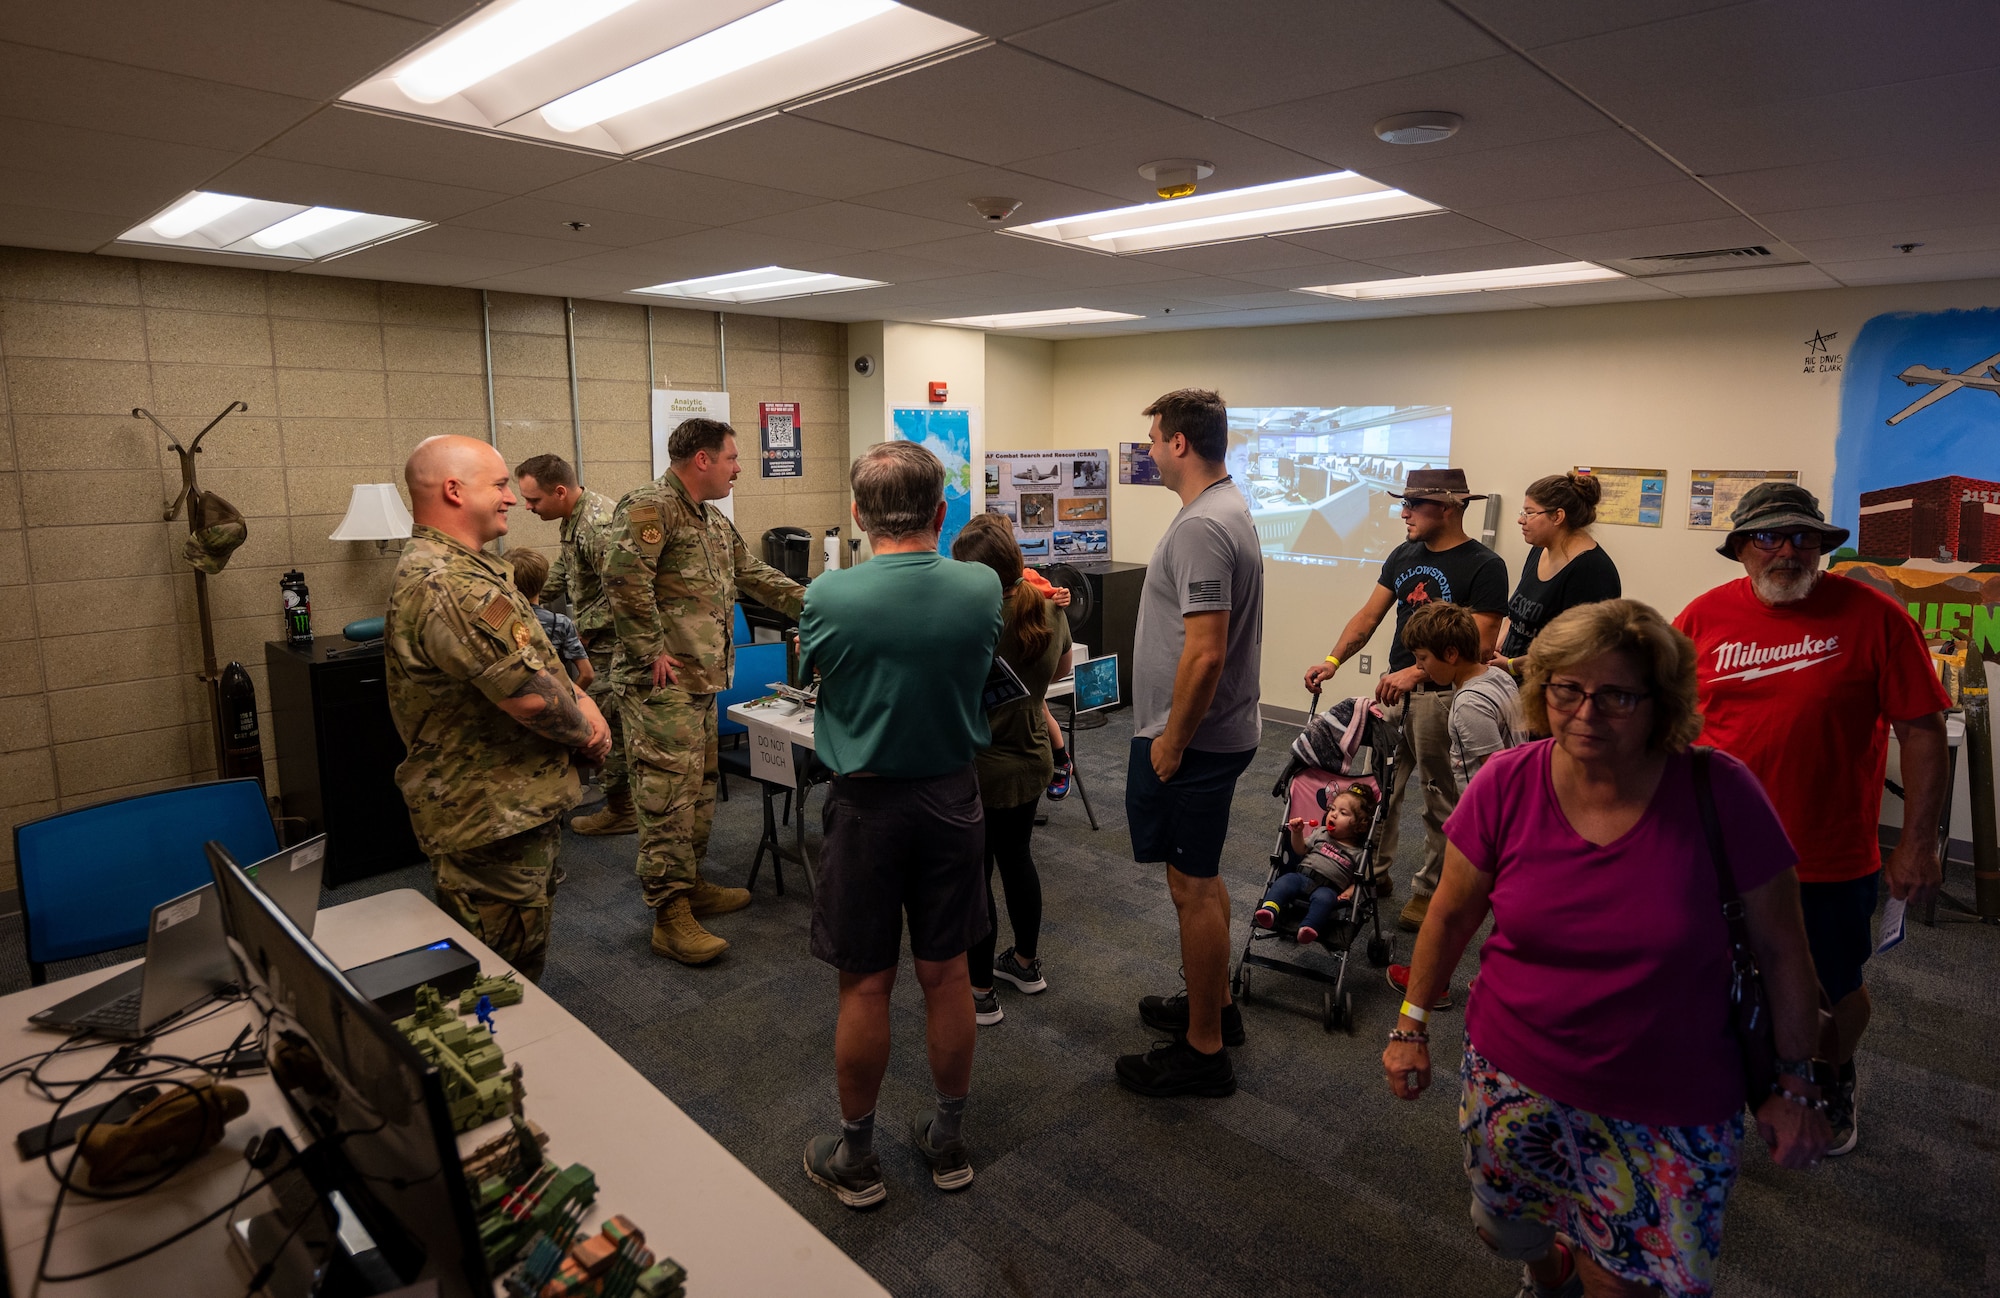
[603,418,805,964]
[516,455,631,835]
[389,437,611,981]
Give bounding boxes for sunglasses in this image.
[1746,530,1824,552]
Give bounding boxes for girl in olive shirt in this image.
[952,515,1072,1026]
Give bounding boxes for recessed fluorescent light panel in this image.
[118,192,430,261]
[934,308,1144,330]
[631,265,886,303]
[1004,172,1442,255]
[1298,262,1625,300]
[344,0,979,156]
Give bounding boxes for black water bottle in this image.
[281,570,313,644]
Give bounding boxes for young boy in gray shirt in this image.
[1402,601,1519,789]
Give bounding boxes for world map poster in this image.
[890,405,976,554]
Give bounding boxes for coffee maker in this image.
[763,526,812,582]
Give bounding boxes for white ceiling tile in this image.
[258,107,607,192]
[1788,224,2000,265]
[650,115,981,201]
[0,0,436,98]
[797,249,969,283]
[1758,189,2000,243]
[0,42,319,153]
[1359,130,1687,212]
[1455,180,1737,240]
[1504,278,1676,306]
[204,154,509,220]
[1706,154,2000,217]
[530,163,821,224]
[1646,263,1843,295]
[448,197,707,247]
[1010,0,1500,119]
[1222,55,1607,172]
[1363,241,1577,276]
[575,227,860,283]
[337,0,483,23]
[895,231,1116,275]
[1822,250,2000,286]
[313,243,534,284]
[845,167,1128,232]
[0,117,240,217]
[1393,293,1550,314]
[896,0,1119,38]
[1127,239,1352,276]
[1231,260,1405,289]
[1004,120,1336,206]
[460,265,655,295]
[792,44,1195,166]
[1534,216,1778,261]
[729,202,976,251]
[389,224,615,267]
[0,202,128,251]
[1274,212,1520,260]
[1450,0,1753,49]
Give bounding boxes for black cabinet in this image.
[266,639,424,886]
[1035,559,1146,706]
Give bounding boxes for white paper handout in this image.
[1874,896,1908,955]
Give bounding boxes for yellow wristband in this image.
[1323,654,1341,667]
[1398,999,1429,1024]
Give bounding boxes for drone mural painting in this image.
[1831,306,2000,664]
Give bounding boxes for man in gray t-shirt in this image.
[1120,388,1265,1101]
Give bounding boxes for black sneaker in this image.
[802,1134,886,1209]
[1137,991,1246,1047]
[1826,1064,1859,1157]
[1115,1038,1236,1098]
[909,1111,974,1191]
[972,989,1003,1026]
[992,948,1047,994]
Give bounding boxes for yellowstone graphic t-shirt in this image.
[1378,538,1508,672]
[1675,573,1950,882]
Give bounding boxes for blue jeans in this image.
[1263,872,1340,933]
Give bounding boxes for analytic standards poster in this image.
[759,401,802,478]
[1576,466,1667,527]
[1688,469,1798,530]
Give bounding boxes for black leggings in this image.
[969,798,1042,987]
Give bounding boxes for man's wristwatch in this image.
[1776,1056,1836,1091]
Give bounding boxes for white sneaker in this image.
[973,989,1004,1026]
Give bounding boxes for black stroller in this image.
[1230,695,1398,1033]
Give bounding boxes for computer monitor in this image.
[205,842,489,1298]
[1072,653,1121,714]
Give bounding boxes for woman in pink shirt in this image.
[1383,600,1828,1298]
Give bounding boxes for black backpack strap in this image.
[1692,747,1746,923]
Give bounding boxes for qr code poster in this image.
[759,402,802,478]
[985,448,1112,553]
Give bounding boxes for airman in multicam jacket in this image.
[601,422,806,964]
[386,521,584,980]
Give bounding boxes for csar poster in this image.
[986,449,1112,559]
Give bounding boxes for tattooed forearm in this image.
[499,671,593,747]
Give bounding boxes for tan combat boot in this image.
[651,897,728,964]
[571,788,636,836]
[688,875,752,917]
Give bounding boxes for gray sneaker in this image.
[802,1134,886,1209]
[910,1112,973,1191]
[973,989,1003,1026]
[992,948,1046,994]
[1826,1067,1859,1157]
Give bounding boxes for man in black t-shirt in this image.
[1304,469,1506,956]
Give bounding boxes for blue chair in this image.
[14,778,280,984]
[717,641,788,741]
[732,602,752,647]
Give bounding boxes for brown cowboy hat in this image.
[1387,467,1487,503]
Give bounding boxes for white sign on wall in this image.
[651,389,733,520]
[747,719,797,789]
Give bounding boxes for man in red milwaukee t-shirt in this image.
[1675,482,1949,1159]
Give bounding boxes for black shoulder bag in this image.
[1690,746,1779,1109]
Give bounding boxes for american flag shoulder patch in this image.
[1186,578,1224,604]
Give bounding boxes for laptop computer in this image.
[30,835,328,1039]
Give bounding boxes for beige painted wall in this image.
[1049,278,2000,713]
[0,246,845,886]
[985,335,1054,452]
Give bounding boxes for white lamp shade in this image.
[330,484,415,541]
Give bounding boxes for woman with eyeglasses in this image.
[1383,599,1828,1298]
[1492,472,1621,676]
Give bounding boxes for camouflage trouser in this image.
[584,646,627,798]
[431,818,561,982]
[619,683,718,909]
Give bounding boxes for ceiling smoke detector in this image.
[1137,159,1214,200]
[968,197,1022,222]
[1374,112,1462,145]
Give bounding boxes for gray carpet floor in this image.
[4,711,1995,1297]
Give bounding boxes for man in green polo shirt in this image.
[796,440,1002,1210]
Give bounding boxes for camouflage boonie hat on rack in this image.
[182,490,248,575]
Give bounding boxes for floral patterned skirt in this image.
[1459,1036,1743,1297]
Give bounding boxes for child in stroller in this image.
[1256,784,1376,945]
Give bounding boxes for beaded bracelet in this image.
[1386,1029,1429,1044]
[1773,1087,1829,1113]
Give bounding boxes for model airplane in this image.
[1886,351,2000,425]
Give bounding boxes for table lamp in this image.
[330,483,414,554]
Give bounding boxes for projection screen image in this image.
[1226,405,1453,566]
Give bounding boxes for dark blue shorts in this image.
[1799,873,1880,1004]
[1126,738,1257,879]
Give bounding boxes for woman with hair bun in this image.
[1494,471,1621,673]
